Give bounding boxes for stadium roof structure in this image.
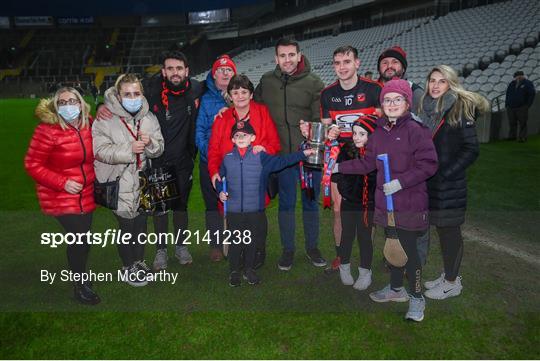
[1,0,270,16]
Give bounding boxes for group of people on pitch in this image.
[24,38,489,322]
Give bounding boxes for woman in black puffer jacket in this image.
[418,65,489,300]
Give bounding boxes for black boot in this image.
[74,282,101,305]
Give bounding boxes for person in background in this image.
[505,70,536,143]
[418,65,489,299]
[376,46,423,113]
[24,87,99,305]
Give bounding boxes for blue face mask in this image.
[122,97,143,113]
[58,105,81,123]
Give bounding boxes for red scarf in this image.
[359,146,369,227]
[161,80,190,113]
[120,117,142,169]
[322,140,342,209]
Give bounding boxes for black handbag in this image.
[94,164,130,210]
[138,159,181,215]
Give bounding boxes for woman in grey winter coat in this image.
[93,74,164,287]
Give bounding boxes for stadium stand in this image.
[1,0,538,113]
[194,0,538,114]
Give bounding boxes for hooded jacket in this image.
[339,112,438,231]
[254,56,324,154]
[24,99,96,216]
[195,72,228,163]
[92,87,164,219]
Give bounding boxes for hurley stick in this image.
[222,177,229,257]
[377,154,408,267]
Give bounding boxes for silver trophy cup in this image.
[304,122,328,169]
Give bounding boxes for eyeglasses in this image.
[216,67,234,74]
[382,96,406,106]
[58,98,80,106]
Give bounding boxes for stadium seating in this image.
[194,0,539,111]
[1,0,538,110]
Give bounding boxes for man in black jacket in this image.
[505,70,536,142]
[96,51,203,270]
[146,51,204,270]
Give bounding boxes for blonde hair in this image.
[51,87,91,130]
[114,73,144,95]
[419,65,489,127]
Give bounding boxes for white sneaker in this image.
[339,263,354,285]
[175,245,193,265]
[405,295,426,322]
[353,267,372,290]
[424,276,463,300]
[121,265,148,287]
[369,284,409,303]
[424,272,445,290]
[153,248,168,271]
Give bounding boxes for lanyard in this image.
[120,117,142,169]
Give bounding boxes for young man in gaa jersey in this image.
[303,45,381,273]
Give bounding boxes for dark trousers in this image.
[437,226,463,282]
[277,164,321,252]
[199,160,223,248]
[228,211,267,272]
[154,163,193,249]
[339,200,373,268]
[389,228,424,298]
[114,214,148,267]
[507,106,528,140]
[56,213,93,275]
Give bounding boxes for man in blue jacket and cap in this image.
[195,55,237,261]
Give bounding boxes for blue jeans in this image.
[277,164,321,252]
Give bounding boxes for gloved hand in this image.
[332,163,339,174]
[383,179,402,196]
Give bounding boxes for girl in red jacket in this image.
[24,87,99,305]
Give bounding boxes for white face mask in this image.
[122,97,142,113]
[58,105,80,122]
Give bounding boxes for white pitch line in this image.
[462,229,540,267]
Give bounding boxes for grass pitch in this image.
[0,98,538,359]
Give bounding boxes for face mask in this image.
[122,97,142,113]
[58,105,80,123]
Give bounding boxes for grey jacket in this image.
[93,87,164,219]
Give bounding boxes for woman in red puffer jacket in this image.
[24,87,100,306]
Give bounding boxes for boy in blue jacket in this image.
[217,121,315,286]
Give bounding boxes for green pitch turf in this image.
[0,98,538,359]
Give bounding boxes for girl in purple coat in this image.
[333,79,438,322]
